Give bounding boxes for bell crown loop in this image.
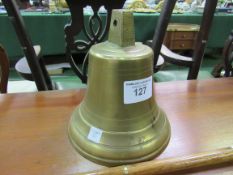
[108,9,135,47]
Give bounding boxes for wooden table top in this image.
[1,78,233,175]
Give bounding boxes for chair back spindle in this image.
[2,0,53,91]
[0,45,9,93]
[151,0,218,79]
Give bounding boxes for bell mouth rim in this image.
[68,128,170,167]
[68,108,171,166]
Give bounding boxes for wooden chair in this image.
[2,0,53,91]
[0,45,9,93]
[150,0,218,80]
[222,30,233,77]
[64,0,126,83]
[211,30,233,77]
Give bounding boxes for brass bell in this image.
[68,9,171,166]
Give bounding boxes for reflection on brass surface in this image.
[68,10,170,166]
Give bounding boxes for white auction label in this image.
[87,127,103,143]
[124,76,153,104]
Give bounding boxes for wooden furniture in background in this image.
[1,11,233,59]
[163,23,200,50]
[0,78,233,174]
[151,0,218,80]
[223,30,233,77]
[211,30,233,77]
[0,45,9,93]
[64,0,126,83]
[2,0,53,91]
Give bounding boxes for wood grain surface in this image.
[0,78,233,175]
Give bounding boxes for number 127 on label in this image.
[134,86,147,96]
[124,76,153,104]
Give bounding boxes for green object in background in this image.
[0,11,233,61]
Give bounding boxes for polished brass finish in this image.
[108,10,135,47]
[68,10,170,166]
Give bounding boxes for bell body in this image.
[68,41,171,166]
